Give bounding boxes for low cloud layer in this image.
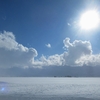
[0,31,100,69]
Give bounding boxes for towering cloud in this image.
[62,38,92,66]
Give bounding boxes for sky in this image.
[0,0,100,76]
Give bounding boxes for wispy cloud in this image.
[45,43,51,48]
[67,23,71,26]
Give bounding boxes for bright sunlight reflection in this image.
[79,10,100,30]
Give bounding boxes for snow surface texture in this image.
[0,77,100,100]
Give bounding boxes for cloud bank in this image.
[0,31,100,69]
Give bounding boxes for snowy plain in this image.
[0,77,100,100]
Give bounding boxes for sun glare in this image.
[79,10,100,30]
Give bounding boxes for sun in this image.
[79,10,100,30]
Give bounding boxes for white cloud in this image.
[0,31,100,69]
[76,54,100,66]
[33,38,94,67]
[33,54,63,67]
[45,43,51,48]
[0,31,38,68]
[62,38,100,67]
[62,38,92,66]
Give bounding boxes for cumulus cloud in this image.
[45,43,51,48]
[0,31,100,69]
[0,31,38,68]
[76,54,100,66]
[42,38,100,67]
[62,38,92,66]
[32,37,94,67]
[33,54,63,67]
[62,38,100,67]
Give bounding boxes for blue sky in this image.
[0,0,100,76]
[0,0,98,56]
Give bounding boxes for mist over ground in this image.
[0,66,100,77]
